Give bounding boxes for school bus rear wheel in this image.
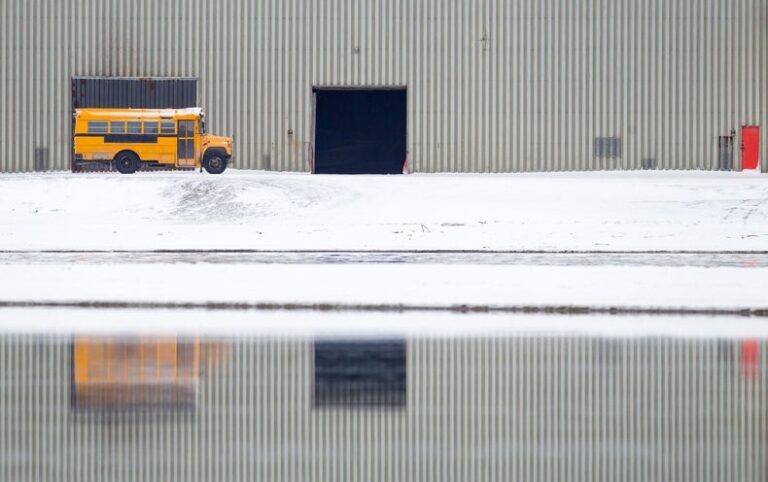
[203,151,227,174]
[113,151,140,174]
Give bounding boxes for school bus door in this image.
[177,120,197,166]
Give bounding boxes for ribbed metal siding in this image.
[1,334,765,481]
[0,0,766,173]
[71,77,197,110]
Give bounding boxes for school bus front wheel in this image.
[203,149,228,174]
[73,107,233,174]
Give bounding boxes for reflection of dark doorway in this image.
[313,89,406,174]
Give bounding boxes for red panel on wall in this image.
[741,126,760,170]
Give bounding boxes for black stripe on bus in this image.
[74,133,177,143]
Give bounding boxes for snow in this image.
[0,262,766,310]
[0,170,766,251]
[0,170,766,331]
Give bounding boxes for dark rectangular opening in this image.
[313,88,407,174]
[718,135,734,171]
[71,77,197,110]
[313,338,406,408]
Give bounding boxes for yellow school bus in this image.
[73,107,233,174]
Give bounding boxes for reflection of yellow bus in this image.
[73,108,233,174]
[73,336,202,409]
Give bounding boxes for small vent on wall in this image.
[594,137,622,159]
[641,158,657,170]
[34,148,49,171]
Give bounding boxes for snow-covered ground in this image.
[1,262,767,310]
[1,170,766,251]
[0,170,766,316]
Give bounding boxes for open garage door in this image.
[313,89,406,174]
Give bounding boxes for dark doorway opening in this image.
[313,89,406,174]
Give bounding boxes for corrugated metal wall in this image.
[1,334,766,481]
[1,0,766,173]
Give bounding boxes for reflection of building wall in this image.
[0,335,765,482]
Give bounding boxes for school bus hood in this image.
[202,135,233,156]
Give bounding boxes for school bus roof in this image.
[75,107,204,119]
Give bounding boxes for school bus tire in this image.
[113,151,140,174]
[203,150,227,174]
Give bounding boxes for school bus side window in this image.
[143,121,158,134]
[110,121,125,134]
[160,121,175,134]
[127,121,141,134]
[87,121,108,134]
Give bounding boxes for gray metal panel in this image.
[71,77,198,110]
[0,334,766,481]
[0,0,766,172]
